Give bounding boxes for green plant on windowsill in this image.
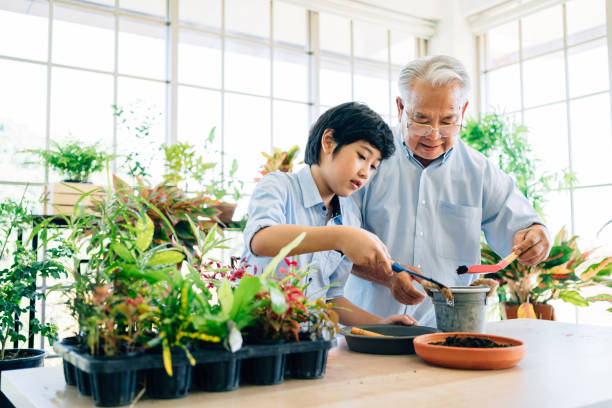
[256,145,300,181]
[22,140,113,183]
[460,111,576,216]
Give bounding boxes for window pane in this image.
[390,68,401,125]
[178,29,221,88]
[568,39,609,98]
[354,64,390,115]
[573,186,612,249]
[50,67,113,180]
[53,4,114,71]
[0,0,48,61]
[523,51,565,108]
[272,100,309,165]
[179,0,221,31]
[540,189,571,243]
[486,21,519,69]
[570,93,612,186]
[225,40,270,96]
[390,31,415,66]
[576,285,612,326]
[320,58,351,107]
[0,60,46,183]
[118,17,166,80]
[523,102,569,175]
[486,64,521,113]
[0,185,45,214]
[116,78,166,185]
[521,5,563,58]
[177,86,222,153]
[274,1,306,49]
[353,20,387,64]
[119,0,166,19]
[320,12,350,57]
[225,0,269,40]
[566,0,606,46]
[273,49,308,102]
[224,93,270,184]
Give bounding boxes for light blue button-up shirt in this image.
[344,126,543,327]
[242,166,359,301]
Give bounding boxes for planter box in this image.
[50,182,105,215]
[55,337,336,406]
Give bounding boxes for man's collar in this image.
[401,141,455,169]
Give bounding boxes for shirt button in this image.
[321,205,326,211]
[421,200,426,205]
[418,231,424,236]
[417,264,422,268]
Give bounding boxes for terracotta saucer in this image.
[413,332,526,370]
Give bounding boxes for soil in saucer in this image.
[431,335,512,348]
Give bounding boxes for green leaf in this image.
[230,276,262,321]
[261,232,305,278]
[218,280,233,317]
[135,214,154,252]
[147,250,185,266]
[559,290,589,307]
[269,283,288,315]
[587,294,612,302]
[111,242,135,262]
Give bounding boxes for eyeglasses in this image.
[404,110,463,139]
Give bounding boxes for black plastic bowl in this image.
[344,325,439,355]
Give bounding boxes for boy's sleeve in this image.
[243,173,288,253]
[326,257,351,299]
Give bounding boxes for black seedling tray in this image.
[54,338,337,374]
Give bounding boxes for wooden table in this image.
[3,319,612,408]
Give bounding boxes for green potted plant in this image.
[22,140,112,215]
[0,195,66,405]
[483,227,612,319]
[255,145,300,182]
[162,127,244,225]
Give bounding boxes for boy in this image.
[242,102,417,326]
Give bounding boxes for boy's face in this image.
[321,135,382,197]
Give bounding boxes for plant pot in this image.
[194,358,241,392]
[432,286,490,332]
[0,348,46,405]
[213,202,237,225]
[286,348,328,379]
[242,353,286,385]
[144,363,192,399]
[90,370,140,407]
[75,368,92,396]
[50,182,104,216]
[502,302,556,320]
[60,336,79,386]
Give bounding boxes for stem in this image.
[0,185,29,258]
[1,326,10,360]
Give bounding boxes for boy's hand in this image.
[380,313,418,326]
[338,227,393,276]
[389,271,427,305]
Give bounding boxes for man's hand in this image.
[512,224,551,266]
[389,270,426,305]
[380,313,418,326]
[338,226,393,276]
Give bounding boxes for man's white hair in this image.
[398,55,471,103]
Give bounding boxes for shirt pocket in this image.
[435,200,482,264]
[309,251,344,296]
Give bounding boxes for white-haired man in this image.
[344,55,551,327]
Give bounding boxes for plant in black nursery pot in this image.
[0,196,67,406]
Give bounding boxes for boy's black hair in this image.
[304,102,395,165]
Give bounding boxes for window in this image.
[481,0,612,325]
[0,0,424,350]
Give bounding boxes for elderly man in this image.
[344,55,551,327]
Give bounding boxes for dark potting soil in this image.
[456,265,468,274]
[431,335,512,348]
[1,350,40,360]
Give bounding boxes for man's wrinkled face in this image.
[396,79,468,166]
